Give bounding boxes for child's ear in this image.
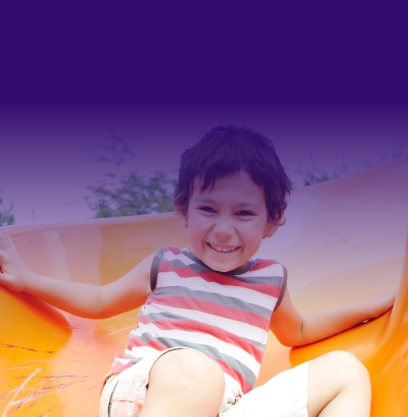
[175,211,189,228]
[263,222,278,238]
[263,211,285,238]
[182,213,189,229]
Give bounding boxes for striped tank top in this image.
[111,246,287,395]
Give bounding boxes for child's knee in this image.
[317,351,371,388]
[308,352,371,417]
[142,350,226,416]
[330,351,368,375]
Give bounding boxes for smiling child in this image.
[0,125,396,417]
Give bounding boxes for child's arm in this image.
[270,286,396,347]
[0,230,152,319]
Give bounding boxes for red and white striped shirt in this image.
[111,246,287,395]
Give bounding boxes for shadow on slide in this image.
[1,154,408,416]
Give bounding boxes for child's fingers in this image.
[0,229,13,253]
[376,291,397,316]
[0,231,7,271]
[0,229,15,249]
[0,230,21,278]
[0,230,18,260]
[0,228,10,242]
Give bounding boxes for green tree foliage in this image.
[85,170,177,218]
[84,133,177,218]
[0,191,15,226]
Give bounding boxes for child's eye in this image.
[237,210,254,216]
[199,206,216,213]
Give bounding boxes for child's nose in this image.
[214,218,234,239]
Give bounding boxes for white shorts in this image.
[100,348,309,417]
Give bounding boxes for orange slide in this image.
[1,154,408,416]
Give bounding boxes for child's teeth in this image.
[210,244,237,252]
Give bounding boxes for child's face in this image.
[182,170,278,272]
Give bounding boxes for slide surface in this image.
[1,154,408,416]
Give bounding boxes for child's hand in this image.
[0,229,32,292]
[271,287,398,347]
[366,290,397,320]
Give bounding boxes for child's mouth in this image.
[206,242,241,253]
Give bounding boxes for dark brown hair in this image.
[173,125,291,225]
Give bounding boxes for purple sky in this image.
[2,3,407,105]
[1,3,407,226]
[1,103,407,226]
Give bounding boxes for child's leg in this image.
[139,349,225,417]
[307,351,371,417]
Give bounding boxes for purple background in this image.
[1,2,407,225]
